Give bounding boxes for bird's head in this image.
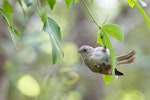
[78,45,94,58]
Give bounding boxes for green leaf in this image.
[133,0,150,27]
[102,31,116,84]
[65,0,73,8]
[50,35,57,64]
[43,17,63,64]
[18,0,27,18]
[91,0,94,3]
[102,24,124,42]
[43,17,61,41]
[12,27,20,36]
[128,0,135,8]
[2,0,13,13]
[0,0,13,25]
[0,1,20,36]
[73,0,79,2]
[103,75,112,85]
[53,35,64,57]
[41,9,47,23]
[9,26,20,36]
[47,0,56,10]
[35,0,47,22]
[36,0,63,64]
[24,0,32,7]
[0,0,20,49]
[97,31,103,46]
[65,0,78,8]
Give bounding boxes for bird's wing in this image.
[92,47,104,57]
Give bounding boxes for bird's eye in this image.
[83,49,87,52]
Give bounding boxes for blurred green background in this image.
[0,0,150,100]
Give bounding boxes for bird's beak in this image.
[78,50,81,53]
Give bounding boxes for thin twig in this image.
[81,0,101,28]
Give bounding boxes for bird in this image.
[78,45,136,76]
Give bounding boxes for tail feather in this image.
[117,57,135,65]
[116,50,136,62]
[115,69,124,75]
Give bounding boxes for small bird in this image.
[78,45,136,75]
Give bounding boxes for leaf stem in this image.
[133,0,150,27]
[81,0,101,28]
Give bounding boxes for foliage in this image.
[97,24,123,84]
[37,0,64,64]
[0,0,150,85]
[47,0,56,10]
[128,0,150,27]
[0,0,20,47]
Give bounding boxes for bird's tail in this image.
[116,50,136,66]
